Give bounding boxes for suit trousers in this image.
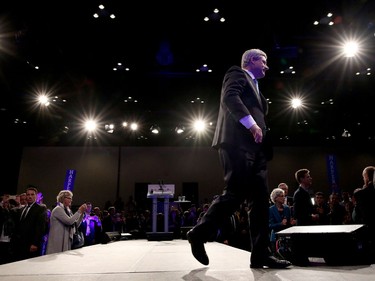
[193,145,271,263]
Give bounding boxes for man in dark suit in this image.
[353,166,375,262]
[187,49,291,269]
[293,169,319,226]
[11,186,47,261]
[292,168,319,266]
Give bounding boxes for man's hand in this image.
[249,124,263,143]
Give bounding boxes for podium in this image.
[146,184,175,241]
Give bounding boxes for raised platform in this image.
[276,224,371,265]
[0,239,374,281]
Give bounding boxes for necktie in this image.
[20,205,30,220]
[253,79,259,93]
[253,79,261,104]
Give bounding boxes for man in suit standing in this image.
[11,186,47,261]
[352,166,375,262]
[187,49,291,269]
[293,169,319,226]
[292,168,319,266]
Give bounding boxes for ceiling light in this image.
[105,124,115,134]
[175,125,185,134]
[342,129,351,138]
[130,123,138,131]
[150,125,160,134]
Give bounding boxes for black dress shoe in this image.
[186,230,209,266]
[250,256,292,269]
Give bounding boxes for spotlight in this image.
[130,122,138,131]
[61,126,69,134]
[342,129,351,138]
[175,125,185,134]
[150,125,160,134]
[105,124,115,134]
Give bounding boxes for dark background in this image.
[1,1,374,193]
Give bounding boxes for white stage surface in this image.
[0,239,374,281]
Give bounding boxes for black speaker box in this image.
[102,231,121,244]
[276,224,371,265]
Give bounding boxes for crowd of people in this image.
[0,190,153,264]
[268,167,375,265]
[0,165,374,266]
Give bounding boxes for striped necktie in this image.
[20,205,30,220]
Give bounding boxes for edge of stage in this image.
[0,239,374,281]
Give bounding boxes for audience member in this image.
[11,186,47,262]
[46,190,87,254]
[341,191,354,224]
[0,194,10,208]
[292,169,318,266]
[196,203,210,224]
[124,196,137,214]
[312,191,330,225]
[216,211,240,246]
[114,197,125,212]
[0,199,16,264]
[93,206,103,220]
[186,204,198,226]
[113,211,126,233]
[327,192,346,225]
[79,202,102,246]
[169,205,182,239]
[277,183,293,206]
[19,193,27,207]
[352,166,375,224]
[41,207,51,255]
[138,209,151,237]
[102,206,117,233]
[293,169,319,226]
[352,166,375,262]
[269,188,296,254]
[233,209,251,251]
[125,209,141,237]
[35,191,50,255]
[14,193,27,209]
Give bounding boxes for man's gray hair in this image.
[241,48,267,68]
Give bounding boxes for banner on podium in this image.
[147,184,175,196]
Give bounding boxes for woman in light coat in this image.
[46,190,86,254]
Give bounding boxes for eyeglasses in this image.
[65,197,72,200]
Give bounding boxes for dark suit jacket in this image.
[211,65,272,159]
[353,184,375,229]
[285,196,294,206]
[293,186,314,226]
[12,203,47,259]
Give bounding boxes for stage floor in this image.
[0,239,374,281]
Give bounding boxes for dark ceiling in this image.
[1,0,375,147]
